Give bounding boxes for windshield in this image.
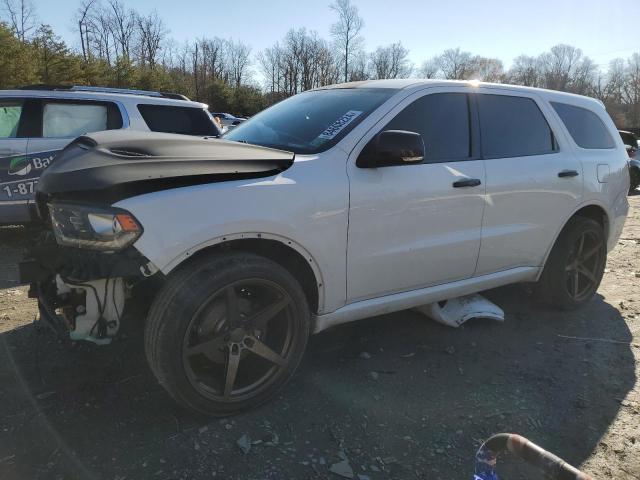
[224,88,395,154]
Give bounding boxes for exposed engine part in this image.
[55,275,125,345]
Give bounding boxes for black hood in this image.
[36,130,294,204]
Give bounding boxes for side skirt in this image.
[312,266,540,333]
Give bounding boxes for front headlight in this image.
[49,202,143,251]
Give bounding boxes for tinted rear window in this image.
[477,94,556,158]
[138,104,219,136]
[551,102,615,149]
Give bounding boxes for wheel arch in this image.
[538,202,609,279]
[162,233,324,314]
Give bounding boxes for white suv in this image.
[0,86,220,224]
[22,80,629,416]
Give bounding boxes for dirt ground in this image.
[0,196,639,480]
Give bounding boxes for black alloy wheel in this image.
[534,216,606,310]
[145,253,310,416]
[182,279,297,402]
[564,230,605,302]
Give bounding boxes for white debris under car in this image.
[414,293,505,328]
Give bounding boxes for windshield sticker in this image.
[317,110,363,140]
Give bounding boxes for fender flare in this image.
[161,231,326,312]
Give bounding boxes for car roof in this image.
[316,79,605,110]
[0,88,208,109]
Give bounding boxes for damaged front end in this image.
[21,130,294,345]
[21,227,158,345]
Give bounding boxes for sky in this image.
[31,0,640,79]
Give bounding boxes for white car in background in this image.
[211,112,246,131]
[0,86,220,224]
[23,79,629,416]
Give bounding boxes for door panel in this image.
[475,90,582,275]
[347,160,485,301]
[346,88,486,302]
[476,152,582,274]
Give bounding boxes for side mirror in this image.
[357,130,425,168]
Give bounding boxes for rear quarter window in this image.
[551,102,615,149]
[137,104,219,136]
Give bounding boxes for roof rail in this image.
[17,85,190,101]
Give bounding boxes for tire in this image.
[144,252,310,416]
[534,216,607,310]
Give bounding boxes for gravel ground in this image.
[0,196,639,480]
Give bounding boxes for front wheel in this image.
[534,217,607,310]
[144,252,310,416]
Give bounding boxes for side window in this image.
[0,100,23,138]
[384,93,471,162]
[42,101,122,138]
[477,94,556,159]
[137,104,219,136]
[551,102,615,149]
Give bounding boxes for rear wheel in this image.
[534,217,606,310]
[145,253,310,416]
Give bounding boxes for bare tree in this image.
[330,0,364,82]
[470,56,504,82]
[508,55,541,87]
[418,57,439,79]
[107,0,135,59]
[369,42,412,79]
[258,45,281,94]
[90,5,114,64]
[538,44,583,91]
[201,37,227,80]
[259,28,339,96]
[603,58,627,104]
[192,40,200,99]
[624,53,640,127]
[315,40,339,86]
[228,40,251,88]
[76,0,97,61]
[436,48,476,80]
[2,0,36,41]
[571,57,598,95]
[348,50,368,81]
[137,10,167,68]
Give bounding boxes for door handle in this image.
[558,169,579,178]
[452,178,481,188]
